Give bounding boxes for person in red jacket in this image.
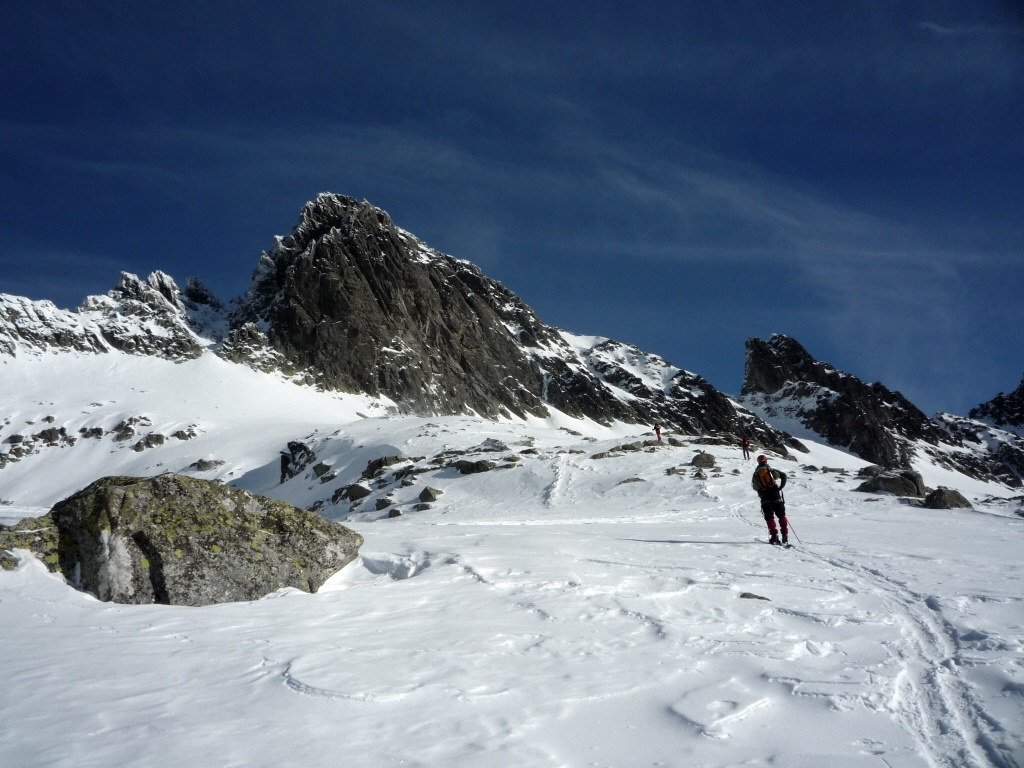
[654,423,662,441]
[741,436,751,460]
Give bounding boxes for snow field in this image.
[1,353,1023,767]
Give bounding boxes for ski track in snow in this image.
[733,492,1022,768]
[803,547,1021,768]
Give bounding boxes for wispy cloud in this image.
[917,21,1024,37]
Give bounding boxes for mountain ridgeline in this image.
[0,194,788,450]
[2,193,1022,488]
[740,335,1024,487]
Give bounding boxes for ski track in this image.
[734,494,1019,768]
[798,546,1019,768]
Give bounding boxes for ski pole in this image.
[787,520,802,545]
[778,489,801,544]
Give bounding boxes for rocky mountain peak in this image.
[741,335,845,396]
[283,193,398,255]
[970,375,1024,434]
[740,335,1023,486]
[219,194,791,448]
[1,270,211,361]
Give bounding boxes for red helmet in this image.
[756,455,768,464]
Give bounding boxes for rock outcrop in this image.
[741,335,1023,487]
[46,474,363,605]
[741,335,944,469]
[225,193,789,446]
[970,375,1024,434]
[924,488,972,509]
[0,271,222,361]
[855,470,929,498]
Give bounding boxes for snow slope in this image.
[2,352,1023,768]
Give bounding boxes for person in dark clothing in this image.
[280,451,292,484]
[654,423,662,441]
[741,436,751,460]
[751,454,788,545]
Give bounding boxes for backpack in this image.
[755,464,778,490]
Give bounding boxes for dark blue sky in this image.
[2,1,1022,416]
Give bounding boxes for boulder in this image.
[362,455,405,478]
[854,470,928,498]
[188,459,224,472]
[691,451,716,469]
[857,465,886,478]
[454,459,496,474]
[476,439,510,452]
[418,487,443,503]
[48,474,363,605]
[923,488,972,509]
[335,483,372,503]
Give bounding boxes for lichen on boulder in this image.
[47,474,363,605]
[0,514,59,571]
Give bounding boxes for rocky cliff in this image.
[222,193,787,445]
[740,335,1024,487]
[970,376,1024,435]
[0,271,223,361]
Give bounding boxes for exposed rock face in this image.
[225,193,789,446]
[49,475,363,606]
[931,413,1024,488]
[970,375,1024,434]
[741,335,1023,487]
[741,335,944,469]
[0,271,221,361]
[1,193,793,448]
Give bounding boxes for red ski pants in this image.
[761,500,788,535]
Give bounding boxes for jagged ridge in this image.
[740,334,1024,487]
[970,376,1024,435]
[222,193,788,446]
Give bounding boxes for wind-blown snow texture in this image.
[2,351,1022,768]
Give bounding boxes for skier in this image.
[654,423,662,441]
[740,436,751,460]
[752,455,788,545]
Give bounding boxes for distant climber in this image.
[741,436,751,460]
[654,423,662,441]
[752,455,788,545]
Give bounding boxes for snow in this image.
[2,352,1023,768]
